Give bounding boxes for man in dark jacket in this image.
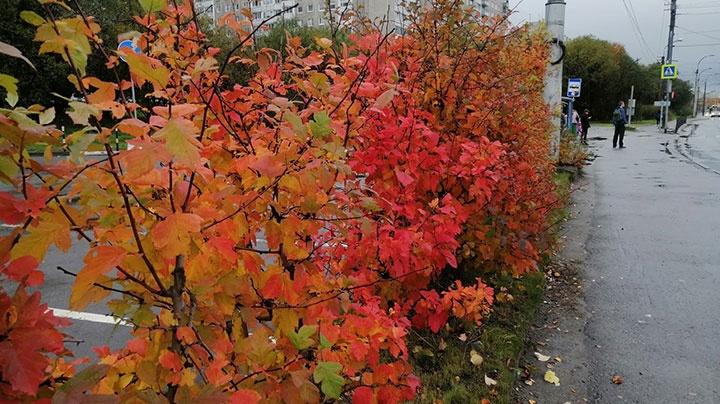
[612,101,628,148]
[580,109,591,144]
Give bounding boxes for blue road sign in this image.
[567,78,582,98]
[117,39,141,62]
[661,64,678,80]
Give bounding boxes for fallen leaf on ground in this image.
[484,375,497,386]
[470,350,483,366]
[524,378,535,386]
[529,400,537,404]
[544,370,560,386]
[611,375,624,385]
[534,352,550,362]
[555,356,562,362]
[438,339,447,351]
[458,333,468,342]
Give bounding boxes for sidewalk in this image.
[516,124,720,403]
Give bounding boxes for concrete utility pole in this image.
[662,0,677,131]
[693,55,714,117]
[544,0,566,162]
[702,81,708,116]
[628,85,635,126]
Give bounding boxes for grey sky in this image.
[509,0,720,93]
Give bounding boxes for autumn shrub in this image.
[0,0,555,401]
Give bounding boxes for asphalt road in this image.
[0,154,130,362]
[584,121,720,402]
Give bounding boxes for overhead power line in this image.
[620,0,654,60]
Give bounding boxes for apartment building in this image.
[196,0,350,29]
[195,0,508,31]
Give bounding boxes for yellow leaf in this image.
[0,73,19,106]
[12,209,72,262]
[20,11,46,26]
[470,349,483,366]
[155,118,201,167]
[544,370,560,386]
[315,37,332,49]
[39,107,55,125]
[139,0,167,13]
[123,52,170,89]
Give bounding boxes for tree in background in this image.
[563,35,693,121]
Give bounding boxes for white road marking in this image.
[49,307,131,327]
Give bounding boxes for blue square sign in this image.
[567,78,582,98]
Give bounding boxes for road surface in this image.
[518,121,720,403]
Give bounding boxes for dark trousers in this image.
[613,124,626,147]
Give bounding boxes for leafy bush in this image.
[0,0,556,401]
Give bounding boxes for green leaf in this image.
[0,73,19,106]
[67,101,100,126]
[313,361,345,399]
[288,325,317,350]
[66,128,97,163]
[20,11,45,27]
[0,155,18,184]
[139,0,167,13]
[319,334,332,350]
[309,111,331,138]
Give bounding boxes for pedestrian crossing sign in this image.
[661,64,678,79]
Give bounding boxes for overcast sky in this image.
[509,0,720,93]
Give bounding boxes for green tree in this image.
[563,35,692,121]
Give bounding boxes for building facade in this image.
[195,0,508,31]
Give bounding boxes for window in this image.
[307,18,313,26]
[308,4,313,11]
[235,3,240,9]
[298,5,303,12]
[319,19,325,25]
[297,19,303,26]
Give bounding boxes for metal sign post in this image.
[117,39,142,120]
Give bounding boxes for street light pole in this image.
[693,55,715,117]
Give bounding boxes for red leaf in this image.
[3,256,43,286]
[158,350,183,372]
[394,169,414,187]
[231,389,262,404]
[427,310,448,333]
[352,386,375,404]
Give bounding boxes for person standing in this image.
[612,101,628,148]
[655,109,661,127]
[580,109,591,144]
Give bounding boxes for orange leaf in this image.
[70,246,127,310]
[150,213,203,258]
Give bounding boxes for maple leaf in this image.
[159,350,183,372]
[123,52,170,89]
[313,362,345,399]
[2,256,43,286]
[70,246,127,310]
[155,118,201,168]
[150,213,203,258]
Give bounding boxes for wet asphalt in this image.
[583,120,720,402]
